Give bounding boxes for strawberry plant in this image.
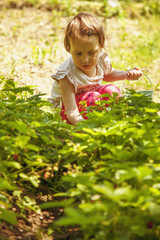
[0,76,72,225]
[42,91,160,240]
[1,76,160,239]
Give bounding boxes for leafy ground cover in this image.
[0,0,160,239]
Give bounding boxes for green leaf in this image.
[56,207,105,226]
[29,175,40,188]
[133,166,153,181]
[5,161,22,169]
[149,202,160,216]
[15,135,30,148]
[0,178,16,191]
[93,184,113,199]
[19,173,29,180]
[41,199,74,210]
[2,86,34,94]
[0,208,17,225]
[7,121,28,133]
[131,224,146,237]
[24,144,40,151]
[0,194,7,202]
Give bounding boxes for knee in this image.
[82,92,102,106]
[99,85,122,100]
[101,84,121,94]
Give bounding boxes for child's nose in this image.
[82,55,89,63]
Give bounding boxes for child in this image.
[50,12,143,125]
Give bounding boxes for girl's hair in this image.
[64,12,105,52]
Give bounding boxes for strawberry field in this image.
[0,0,160,239]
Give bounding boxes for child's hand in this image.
[126,67,143,80]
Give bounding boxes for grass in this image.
[106,15,160,73]
[104,15,160,100]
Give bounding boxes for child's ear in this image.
[67,45,70,53]
[99,43,102,51]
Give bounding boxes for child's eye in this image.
[75,52,82,56]
[88,51,95,55]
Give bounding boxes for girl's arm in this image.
[60,77,84,125]
[103,67,143,82]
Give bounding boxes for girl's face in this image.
[69,35,102,77]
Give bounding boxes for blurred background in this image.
[0,0,159,100]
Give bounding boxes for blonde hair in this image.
[64,12,105,52]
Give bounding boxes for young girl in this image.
[50,12,143,125]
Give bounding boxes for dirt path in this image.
[0,7,69,97]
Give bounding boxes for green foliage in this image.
[0,208,17,226]
[0,76,72,225]
[2,0,160,18]
[109,16,160,75]
[42,92,160,239]
[1,74,160,239]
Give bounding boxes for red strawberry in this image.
[13,154,18,160]
[147,221,153,229]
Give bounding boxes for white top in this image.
[50,52,112,107]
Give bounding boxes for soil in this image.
[0,205,80,240]
[0,210,55,240]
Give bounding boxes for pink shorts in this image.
[60,84,122,124]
